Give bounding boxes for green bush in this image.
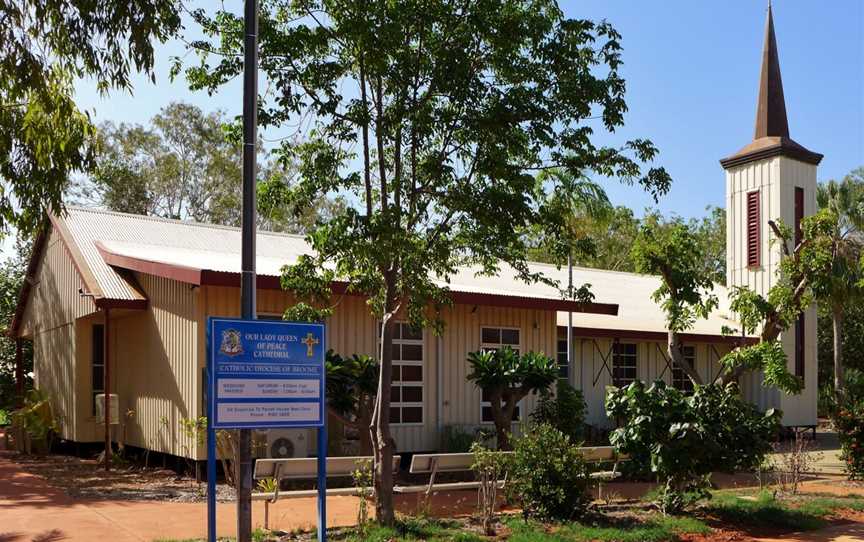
[0,409,8,426]
[833,398,864,479]
[507,423,590,520]
[606,381,780,514]
[531,379,586,443]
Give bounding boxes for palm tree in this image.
[817,169,864,397]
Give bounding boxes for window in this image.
[388,322,424,425]
[556,327,569,381]
[480,326,521,423]
[612,343,637,387]
[672,346,696,393]
[795,315,805,382]
[794,187,805,385]
[746,190,761,267]
[794,187,804,246]
[92,324,105,415]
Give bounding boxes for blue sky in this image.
[73,0,863,220]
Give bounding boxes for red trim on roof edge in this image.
[560,326,756,346]
[94,298,149,310]
[96,241,204,286]
[98,249,619,315]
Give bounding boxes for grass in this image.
[505,515,710,542]
[151,492,864,542]
[703,490,864,533]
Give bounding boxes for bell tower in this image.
[720,2,822,426]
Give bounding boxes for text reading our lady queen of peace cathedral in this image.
[210,318,325,429]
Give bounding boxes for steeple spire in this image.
[754,1,789,139]
[720,2,822,169]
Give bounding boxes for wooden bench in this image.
[252,455,401,500]
[253,455,401,529]
[394,447,628,499]
[394,452,513,495]
[579,446,630,500]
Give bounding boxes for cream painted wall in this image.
[725,156,819,426]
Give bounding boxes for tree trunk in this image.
[372,311,396,526]
[833,304,845,398]
[668,329,702,386]
[490,390,511,451]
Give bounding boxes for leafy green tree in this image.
[606,381,780,514]
[325,351,378,455]
[0,1,181,236]
[816,170,864,396]
[631,216,718,385]
[0,239,34,410]
[467,348,559,450]
[181,0,670,523]
[721,210,844,392]
[75,103,244,225]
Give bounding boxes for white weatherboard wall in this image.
[725,156,818,425]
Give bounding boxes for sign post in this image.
[207,318,327,542]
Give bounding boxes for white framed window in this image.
[612,343,637,387]
[672,345,696,393]
[556,327,570,381]
[480,326,521,423]
[386,322,424,425]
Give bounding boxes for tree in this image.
[182,0,671,524]
[816,170,864,397]
[720,210,843,393]
[0,1,181,236]
[325,351,378,455]
[0,239,33,410]
[631,215,718,385]
[466,348,558,450]
[76,102,344,233]
[75,103,244,226]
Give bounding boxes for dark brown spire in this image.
[720,2,822,169]
[754,1,789,139]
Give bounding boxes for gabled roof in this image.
[15,207,748,342]
[42,207,619,314]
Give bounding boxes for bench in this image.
[253,455,401,498]
[394,452,514,495]
[253,455,401,529]
[393,447,628,499]
[579,446,630,500]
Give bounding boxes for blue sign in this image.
[208,318,325,429]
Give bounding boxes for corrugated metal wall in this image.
[20,228,98,441]
[107,274,200,457]
[577,338,733,427]
[725,156,818,425]
[438,304,557,441]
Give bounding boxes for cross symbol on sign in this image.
[301,332,320,357]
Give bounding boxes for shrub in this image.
[606,381,780,514]
[531,379,586,443]
[440,425,477,453]
[471,442,508,535]
[833,398,864,479]
[10,388,59,454]
[507,423,590,520]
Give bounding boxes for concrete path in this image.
[0,450,491,542]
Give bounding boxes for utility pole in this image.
[238,0,259,540]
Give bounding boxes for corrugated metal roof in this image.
[547,263,741,337]
[60,207,739,336]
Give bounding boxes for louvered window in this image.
[746,191,761,267]
[794,187,805,385]
[795,187,804,246]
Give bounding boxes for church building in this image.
[10,4,820,461]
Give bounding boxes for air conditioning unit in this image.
[95,394,120,425]
[266,429,309,459]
